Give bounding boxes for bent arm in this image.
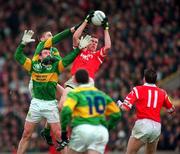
[56,84,65,100]
[73,21,88,47]
[105,96,121,130]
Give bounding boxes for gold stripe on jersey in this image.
[53,52,59,56]
[58,60,64,72]
[23,58,32,71]
[32,72,58,82]
[105,102,120,116]
[63,97,77,111]
[73,87,98,93]
[44,38,52,48]
[32,55,39,61]
[72,106,102,118]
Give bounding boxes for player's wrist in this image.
[61,131,68,141]
[84,19,88,23]
[21,41,26,45]
[104,27,109,30]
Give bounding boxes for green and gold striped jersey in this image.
[61,84,121,132]
[14,43,80,100]
[32,28,72,61]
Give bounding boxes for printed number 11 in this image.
[147,90,158,108]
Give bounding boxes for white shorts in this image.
[65,76,94,89]
[131,119,161,143]
[69,124,109,154]
[26,98,60,123]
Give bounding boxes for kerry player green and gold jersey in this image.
[14,43,80,100]
[61,84,121,132]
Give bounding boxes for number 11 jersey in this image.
[123,83,174,122]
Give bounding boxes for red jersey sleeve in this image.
[163,91,175,113]
[123,87,138,110]
[95,47,106,63]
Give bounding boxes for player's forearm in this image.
[14,43,27,65]
[73,21,87,47]
[103,30,111,54]
[62,48,80,67]
[52,28,72,44]
[61,107,72,132]
[56,84,65,98]
[107,112,121,130]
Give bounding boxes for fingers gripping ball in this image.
[91,10,106,26]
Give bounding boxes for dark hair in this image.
[75,69,89,84]
[37,25,52,40]
[144,68,157,84]
[91,34,98,39]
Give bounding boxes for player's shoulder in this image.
[73,86,98,93]
[96,88,112,99]
[156,87,167,94]
[132,85,143,91]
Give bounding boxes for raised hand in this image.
[22,30,35,45]
[78,35,92,50]
[102,17,109,30]
[84,10,94,23]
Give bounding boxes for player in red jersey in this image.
[58,11,111,108]
[117,68,175,154]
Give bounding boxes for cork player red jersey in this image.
[71,47,106,79]
[122,83,174,122]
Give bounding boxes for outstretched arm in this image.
[33,26,78,61]
[14,30,35,72]
[102,17,111,56]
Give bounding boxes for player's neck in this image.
[144,83,156,87]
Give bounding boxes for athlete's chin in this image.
[89,47,96,52]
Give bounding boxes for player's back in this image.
[134,84,168,122]
[70,86,119,128]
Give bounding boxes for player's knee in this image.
[22,129,32,140]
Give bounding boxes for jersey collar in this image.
[78,83,93,87]
[144,83,157,87]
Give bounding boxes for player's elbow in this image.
[73,35,79,48]
[103,44,111,54]
[105,43,111,51]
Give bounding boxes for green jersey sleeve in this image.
[61,92,78,132]
[104,95,121,130]
[57,48,80,73]
[33,28,72,61]
[14,43,32,72]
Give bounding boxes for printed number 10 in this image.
[86,96,105,114]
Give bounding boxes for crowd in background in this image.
[0,0,179,152]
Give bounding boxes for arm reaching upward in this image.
[73,11,94,48]
[14,30,34,72]
[102,17,111,56]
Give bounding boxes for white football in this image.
[91,10,106,26]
